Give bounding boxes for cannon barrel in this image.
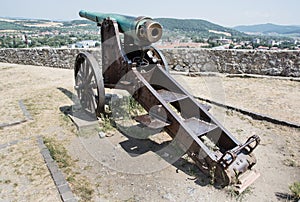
[79,10,163,46]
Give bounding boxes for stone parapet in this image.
[0,48,299,77]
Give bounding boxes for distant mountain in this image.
[233,23,300,35]
[155,18,246,37]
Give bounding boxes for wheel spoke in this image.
[77,90,81,101]
[81,60,86,79]
[81,92,87,108]
[86,94,91,111]
[87,88,95,100]
[79,61,85,74]
[87,70,94,83]
[84,61,90,80]
[87,90,95,112]
[89,80,97,89]
[77,73,83,81]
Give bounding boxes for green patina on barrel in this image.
[79,10,163,46]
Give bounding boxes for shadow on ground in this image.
[116,123,217,188]
[57,86,221,189]
[275,192,298,202]
[57,87,98,123]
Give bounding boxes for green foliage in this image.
[155,18,246,38]
[0,17,297,49]
[99,113,115,132]
[0,21,29,31]
[289,182,300,200]
[0,33,101,48]
[227,186,253,202]
[283,158,297,167]
[127,96,146,116]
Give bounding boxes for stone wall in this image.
[0,48,299,77]
[162,49,300,77]
[0,48,101,69]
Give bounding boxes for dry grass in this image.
[43,137,94,201]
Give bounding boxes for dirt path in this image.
[0,63,299,201]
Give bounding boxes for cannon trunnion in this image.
[74,11,260,193]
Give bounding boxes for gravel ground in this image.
[0,62,299,201]
[172,73,300,125]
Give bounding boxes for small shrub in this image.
[99,113,115,132]
[289,182,300,200]
[227,186,253,202]
[209,166,216,185]
[283,159,297,167]
[128,97,146,116]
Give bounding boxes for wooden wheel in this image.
[74,52,105,116]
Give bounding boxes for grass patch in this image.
[58,110,77,134]
[0,66,14,71]
[61,113,71,124]
[99,113,115,133]
[75,180,94,201]
[226,186,253,201]
[283,159,298,167]
[59,111,76,129]
[235,129,244,134]
[98,95,148,134]
[43,137,94,201]
[23,98,41,116]
[209,166,216,185]
[127,97,146,116]
[289,182,300,200]
[109,96,146,119]
[44,137,72,168]
[226,110,234,116]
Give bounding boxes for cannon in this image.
[74,10,260,193]
[79,10,163,46]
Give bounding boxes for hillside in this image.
[0,18,95,32]
[155,18,246,38]
[0,20,30,31]
[0,16,246,38]
[3,16,298,49]
[234,23,300,35]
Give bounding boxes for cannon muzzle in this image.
[79,10,163,46]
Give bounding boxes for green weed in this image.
[227,186,253,202]
[44,137,72,168]
[289,182,300,200]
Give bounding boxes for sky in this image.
[1,0,299,27]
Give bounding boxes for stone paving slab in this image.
[68,110,99,132]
